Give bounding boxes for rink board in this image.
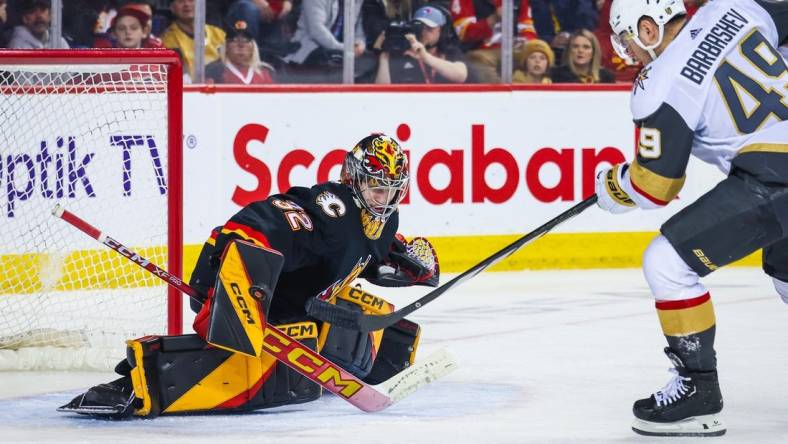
[0,86,761,294]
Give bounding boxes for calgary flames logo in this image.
[364,137,404,178]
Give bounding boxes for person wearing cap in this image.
[93,4,163,49]
[205,19,275,84]
[512,38,553,84]
[376,5,468,84]
[8,0,69,48]
[161,0,226,80]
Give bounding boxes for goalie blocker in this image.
[59,240,422,418]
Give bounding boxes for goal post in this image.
[0,49,183,370]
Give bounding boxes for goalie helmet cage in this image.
[0,50,183,370]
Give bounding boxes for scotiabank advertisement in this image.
[182,87,725,245]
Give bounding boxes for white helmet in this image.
[609,0,687,61]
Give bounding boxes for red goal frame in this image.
[0,49,184,335]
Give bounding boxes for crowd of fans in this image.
[0,0,710,84]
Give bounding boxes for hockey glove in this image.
[595,163,638,214]
[365,234,439,287]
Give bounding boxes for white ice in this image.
[1,268,787,443]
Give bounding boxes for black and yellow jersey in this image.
[189,181,398,323]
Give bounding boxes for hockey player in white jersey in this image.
[596,0,787,437]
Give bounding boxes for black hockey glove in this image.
[365,234,439,288]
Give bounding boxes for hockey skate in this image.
[57,377,139,419]
[631,348,725,437]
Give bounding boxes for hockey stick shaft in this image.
[307,195,598,331]
[52,204,455,413]
[52,205,202,301]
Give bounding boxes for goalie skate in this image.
[57,378,137,419]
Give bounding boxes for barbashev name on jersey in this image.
[681,8,748,85]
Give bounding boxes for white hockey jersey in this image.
[619,0,787,209]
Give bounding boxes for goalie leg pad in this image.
[60,322,321,419]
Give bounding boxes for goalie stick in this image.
[306,195,598,332]
[52,204,457,413]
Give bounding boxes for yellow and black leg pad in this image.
[318,285,421,382]
[124,321,321,417]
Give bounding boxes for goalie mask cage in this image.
[0,50,183,370]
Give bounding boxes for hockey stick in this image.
[52,204,457,413]
[306,195,599,332]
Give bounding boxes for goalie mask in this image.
[609,0,686,62]
[341,134,409,239]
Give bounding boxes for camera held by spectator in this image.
[375,5,469,84]
[381,20,423,54]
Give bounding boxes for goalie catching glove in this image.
[365,234,439,287]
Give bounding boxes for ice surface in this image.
[1,268,787,443]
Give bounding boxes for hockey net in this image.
[0,50,183,370]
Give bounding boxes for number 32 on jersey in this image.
[272,199,314,231]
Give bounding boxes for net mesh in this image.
[0,62,172,370]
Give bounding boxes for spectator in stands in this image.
[530,0,599,61]
[550,28,613,84]
[224,0,297,57]
[93,4,163,48]
[161,0,226,80]
[0,0,7,45]
[512,38,553,84]
[375,5,468,84]
[285,0,367,83]
[593,0,639,82]
[8,0,69,48]
[61,0,100,48]
[121,1,163,45]
[206,19,276,84]
[0,0,7,29]
[450,0,537,83]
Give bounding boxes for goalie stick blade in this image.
[375,348,458,403]
[307,196,599,332]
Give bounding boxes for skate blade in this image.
[632,414,726,437]
[57,405,126,416]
